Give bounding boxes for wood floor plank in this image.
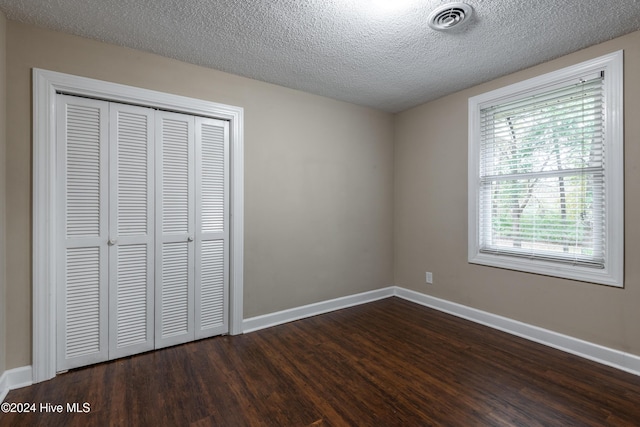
[3,297,640,426]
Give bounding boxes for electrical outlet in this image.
[426,272,433,284]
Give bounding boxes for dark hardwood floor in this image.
[3,297,640,426]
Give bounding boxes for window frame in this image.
[468,51,624,287]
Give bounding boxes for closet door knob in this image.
[187,236,194,242]
[108,239,117,246]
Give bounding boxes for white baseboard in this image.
[0,366,33,402]
[6,285,638,400]
[394,287,640,377]
[243,285,640,377]
[243,286,395,333]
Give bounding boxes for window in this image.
[468,51,623,287]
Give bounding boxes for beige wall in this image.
[395,30,640,356]
[5,17,639,372]
[5,22,395,369]
[0,10,6,376]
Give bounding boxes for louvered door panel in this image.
[108,104,155,358]
[114,245,149,347]
[155,111,195,349]
[198,240,226,333]
[195,118,229,338]
[115,108,152,236]
[160,242,190,336]
[161,118,190,234]
[57,95,109,371]
[200,122,226,233]
[65,103,103,237]
[64,248,103,359]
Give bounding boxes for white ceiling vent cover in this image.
[427,3,474,31]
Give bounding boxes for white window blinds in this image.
[478,73,605,268]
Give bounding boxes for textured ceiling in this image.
[1,0,640,112]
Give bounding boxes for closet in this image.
[56,94,229,371]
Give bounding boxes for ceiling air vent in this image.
[427,3,473,31]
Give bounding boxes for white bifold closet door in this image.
[57,95,228,371]
[155,112,229,349]
[108,104,155,360]
[154,111,196,348]
[194,116,229,340]
[57,95,155,371]
[56,95,110,371]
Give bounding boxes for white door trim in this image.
[32,68,244,383]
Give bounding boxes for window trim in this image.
[468,51,624,287]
